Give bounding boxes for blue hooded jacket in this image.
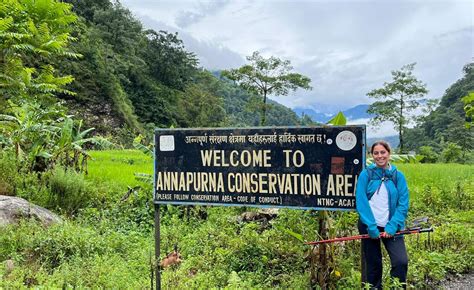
[355,163,409,238]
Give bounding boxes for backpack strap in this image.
[367,167,373,181]
[391,169,398,188]
[366,168,378,200]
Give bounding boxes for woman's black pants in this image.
[358,220,408,289]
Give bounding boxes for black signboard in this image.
[154,126,365,210]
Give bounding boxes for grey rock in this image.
[238,208,279,223]
[4,259,14,275]
[0,195,62,227]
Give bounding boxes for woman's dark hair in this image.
[370,140,391,154]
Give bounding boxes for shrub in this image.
[417,146,439,163]
[0,151,17,195]
[28,223,108,269]
[0,220,151,288]
[440,142,463,163]
[45,167,95,215]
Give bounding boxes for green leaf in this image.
[273,224,305,242]
[133,135,153,157]
[36,151,52,159]
[58,117,73,147]
[134,172,153,184]
[326,111,347,125]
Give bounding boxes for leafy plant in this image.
[461,91,474,128]
[0,101,64,170]
[417,145,439,163]
[45,166,96,215]
[53,117,113,173]
[440,142,463,163]
[132,135,153,158]
[0,0,79,105]
[0,101,111,172]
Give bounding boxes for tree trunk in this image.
[261,92,267,126]
[399,124,403,153]
[399,98,404,153]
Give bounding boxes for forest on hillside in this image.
[1,0,471,157]
[404,63,473,162]
[48,0,310,139]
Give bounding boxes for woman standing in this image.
[355,141,409,289]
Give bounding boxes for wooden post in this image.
[318,210,329,289]
[154,204,161,290]
[310,210,330,289]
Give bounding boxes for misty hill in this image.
[343,104,374,120]
[294,104,373,123]
[293,107,333,123]
[367,136,399,150]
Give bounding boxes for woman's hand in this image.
[380,232,392,238]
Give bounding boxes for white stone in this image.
[0,195,61,227]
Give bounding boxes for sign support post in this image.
[154,204,161,290]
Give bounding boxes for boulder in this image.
[238,208,279,223]
[0,195,62,227]
[4,259,14,276]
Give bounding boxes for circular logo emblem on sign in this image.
[335,131,357,151]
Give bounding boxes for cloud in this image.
[175,11,203,28]
[175,0,231,28]
[436,26,473,39]
[349,118,398,138]
[138,15,244,69]
[121,0,473,109]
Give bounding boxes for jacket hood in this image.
[367,163,397,178]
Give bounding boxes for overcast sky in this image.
[121,0,472,112]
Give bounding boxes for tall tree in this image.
[222,51,311,126]
[142,30,198,90]
[367,63,428,152]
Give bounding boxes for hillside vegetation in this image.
[405,63,473,162]
[57,0,309,141]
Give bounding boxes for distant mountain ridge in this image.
[367,136,399,150]
[343,104,374,120]
[293,104,373,123]
[292,108,332,123]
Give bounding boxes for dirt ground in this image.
[440,273,474,290]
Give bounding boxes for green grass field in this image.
[86,150,473,201]
[397,163,474,198]
[87,150,153,189]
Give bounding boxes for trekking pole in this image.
[305,227,433,245]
